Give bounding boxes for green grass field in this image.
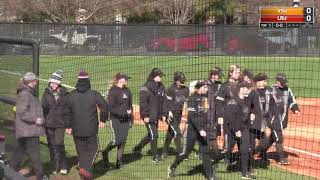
[38,55,320,99]
[1,55,320,179]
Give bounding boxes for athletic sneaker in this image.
[194,153,202,160]
[167,166,176,178]
[79,168,93,180]
[102,150,109,167]
[116,161,124,169]
[161,153,168,159]
[132,146,142,154]
[52,170,58,175]
[242,173,256,179]
[279,158,290,165]
[59,169,68,175]
[41,175,50,180]
[152,156,162,163]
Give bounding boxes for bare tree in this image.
[156,0,196,24]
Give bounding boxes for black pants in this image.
[163,116,182,155]
[10,137,43,180]
[104,119,130,163]
[258,129,285,160]
[171,124,219,179]
[226,129,252,175]
[73,135,99,172]
[135,121,159,159]
[45,127,67,171]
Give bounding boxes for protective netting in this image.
[0,23,320,179]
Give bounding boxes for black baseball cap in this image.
[116,72,131,80]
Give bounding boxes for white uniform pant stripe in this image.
[110,120,116,143]
[91,134,100,165]
[169,124,178,137]
[273,130,279,142]
[181,124,188,155]
[148,124,154,140]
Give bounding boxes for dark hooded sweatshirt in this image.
[64,79,108,137]
[41,86,68,128]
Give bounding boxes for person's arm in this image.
[288,88,300,114]
[63,93,73,129]
[95,91,108,123]
[16,92,36,123]
[128,89,134,125]
[216,85,227,124]
[139,87,150,119]
[41,90,49,119]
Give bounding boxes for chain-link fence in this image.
[0,23,320,179]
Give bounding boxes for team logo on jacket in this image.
[123,93,128,98]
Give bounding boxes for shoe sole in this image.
[167,166,175,178]
[279,162,290,165]
[242,177,254,179]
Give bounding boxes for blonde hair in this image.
[228,64,240,79]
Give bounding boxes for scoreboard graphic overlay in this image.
[260,7,314,28]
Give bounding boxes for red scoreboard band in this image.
[261,15,304,23]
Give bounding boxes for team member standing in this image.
[224,82,256,179]
[257,73,300,165]
[41,70,68,175]
[10,72,48,180]
[161,71,189,158]
[64,70,107,179]
[168,81,220,180]
[133,68,166,162]
[207,67,224,140]
[216,65,241,153]
[248,73,279,167]
[102,73,133,169]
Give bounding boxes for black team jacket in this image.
[107,85,133,123]
[64,79,108,137]
[140,80,166,122]
[163,83,189,120]
[187,92,216,142]
[271,85,299,129]
[223,97,251,133]
[41,86,69,128]
[248,87,280,131]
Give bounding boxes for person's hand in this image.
[35,118,44,125]
[295,110,300,116]
[144,117,150,123]
[265,127,272,137]
[199,130,207,137]
[250,113,255,121]
[99,122,105,128]
[218,117,223,125]
[65,128,72,135]
[127,109,132,115]
[235,130,242,138]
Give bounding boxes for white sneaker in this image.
[59,169,68,175]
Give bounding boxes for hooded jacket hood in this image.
[17,83,36,96]
[76,79,91,93]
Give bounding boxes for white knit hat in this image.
[48,70,63,85]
